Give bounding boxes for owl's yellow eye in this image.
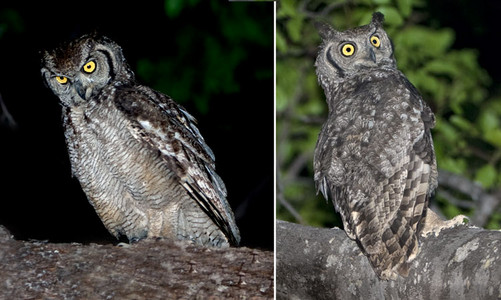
[55,76,68,84]
[341,43,355,57]
[83,61,96,73]
[370,35,381,48]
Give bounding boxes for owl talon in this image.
[116,242,130,248]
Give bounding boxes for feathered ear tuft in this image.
[371,12,385,26]
[314,21,338,40]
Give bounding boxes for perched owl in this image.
[313,13,437,280]
[41,34,240,247]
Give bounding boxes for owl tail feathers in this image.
[374,263,409,281]
[370,254,414,281]
[366,241,418,280]
[364,225,420,280]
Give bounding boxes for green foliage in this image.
[0,9,24,38]
[164,0,201,18]
[138,1,271,114]
[277,0,501,229]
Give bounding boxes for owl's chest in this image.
[64,102,187,210]
[74,103,129,140]
[64,103,145,174]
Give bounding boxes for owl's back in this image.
[314,67,437,279]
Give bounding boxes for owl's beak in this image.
[74,80,91,100]
[369,48,377,63]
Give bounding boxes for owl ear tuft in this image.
[371,12,385,26]
[314,22,338,40]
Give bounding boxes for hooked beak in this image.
[74,80,91,100]
[369,48,377,63]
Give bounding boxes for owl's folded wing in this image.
[113,86,240,246]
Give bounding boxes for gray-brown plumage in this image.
[313,13,437,280]
[41,34,240,247]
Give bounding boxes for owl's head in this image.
[315,12,396,89]
[41,34,135,107]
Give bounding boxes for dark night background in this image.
[0,1,273,250]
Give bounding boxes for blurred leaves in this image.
[164,0,201,18]
[475,164,497,189]
[138,1,271,114]
[0,9,24,38]
[277,0,501,229]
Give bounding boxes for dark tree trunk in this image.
[0,226,273,299]
[277,220,501,300]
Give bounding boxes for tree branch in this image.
[277,220,501,300]
[0,226,273,299]
[438,170,501,226]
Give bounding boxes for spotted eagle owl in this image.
[41,34,240,247]
[313,13,437,279]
